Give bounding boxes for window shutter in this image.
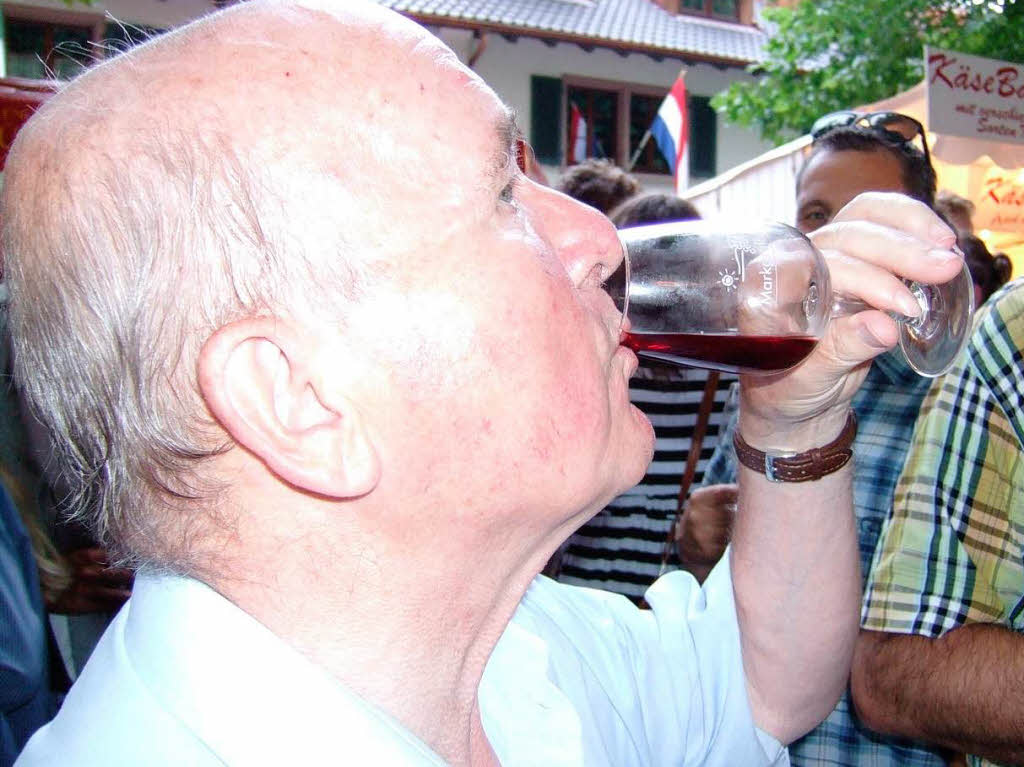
[530,75,562,165]
[688,95,717,178]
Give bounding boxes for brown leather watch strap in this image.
[733,411,857,483]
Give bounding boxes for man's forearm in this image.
[731,460,860,744]
[852,627,1024,763]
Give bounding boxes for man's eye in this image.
[798,209,829,230]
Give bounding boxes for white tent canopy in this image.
[682,81,1024,275]
[681,133,811,227]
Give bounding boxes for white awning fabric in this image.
[681,82,1024,275]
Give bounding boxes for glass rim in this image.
[610,236,630,335]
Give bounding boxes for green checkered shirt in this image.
[863,278,1024,767]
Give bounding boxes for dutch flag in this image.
[651,72,689,192]
[567,102,588,164]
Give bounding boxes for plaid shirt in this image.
[703,350,945,766]
[863,279,1024,767]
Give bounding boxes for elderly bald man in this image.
[4,2,963,765]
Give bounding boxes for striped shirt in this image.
[702,348,946,767]
[863,279,1024,767]
[557,364,737,603]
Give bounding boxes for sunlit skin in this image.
[210,16,653,764]
[327,44,658,544]
[193,9,655,764]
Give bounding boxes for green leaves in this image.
[712,0,1024,144]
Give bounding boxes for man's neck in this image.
[210,512,555,766]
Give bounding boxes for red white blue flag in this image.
[567,102,588,164]
[651,71,689,192]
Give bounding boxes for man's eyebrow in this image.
[490,109,522,180]
[797,198,828,212]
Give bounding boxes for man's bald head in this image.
[1,0,456,574]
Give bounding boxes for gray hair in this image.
[2,76,366,575]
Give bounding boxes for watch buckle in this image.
[764,449,797,483]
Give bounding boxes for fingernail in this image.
[897,290,922,317]
[928,248,960,263]
[930,224,956,247]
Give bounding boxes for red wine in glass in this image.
[623,331,817,375]
[609,220,973,378]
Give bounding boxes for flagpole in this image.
[626,129,652,172]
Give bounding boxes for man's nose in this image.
[519,181,623,283]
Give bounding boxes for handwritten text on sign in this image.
[926,47,1024,145]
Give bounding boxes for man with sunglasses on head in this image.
[684,111,952,767]
[795,111,936,231]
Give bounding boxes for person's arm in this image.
[852,627,1024,763]
[676,484,736,583]
[727,193,964,744]
[731,411,860,743]
[676,387,741,583]
[854,281,1024,761]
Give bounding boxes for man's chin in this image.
[611,418,656,496]
[632,405,656,461]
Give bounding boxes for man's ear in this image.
[197,318,380,499]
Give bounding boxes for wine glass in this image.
[605,219,974,377]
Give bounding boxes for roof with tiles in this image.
[374,0,768,65]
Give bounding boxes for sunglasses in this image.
[810,110,931,167]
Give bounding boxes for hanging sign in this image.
[974,167,1024,232]
[926,47,1024,145]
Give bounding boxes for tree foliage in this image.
[713,0,1024,144]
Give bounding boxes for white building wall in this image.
[4,1,773,192]
[4,0,219,30]
[436,28,774,192]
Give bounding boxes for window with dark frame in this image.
[681,0,739,20]
[629,93,670,175]
[528,77,718,182]
[3,17,93,80]
[565,85,617,166]
[712,0,739,18]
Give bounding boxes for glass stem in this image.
[830,284,929,331]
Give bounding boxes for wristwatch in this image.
[733,411,857,483]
